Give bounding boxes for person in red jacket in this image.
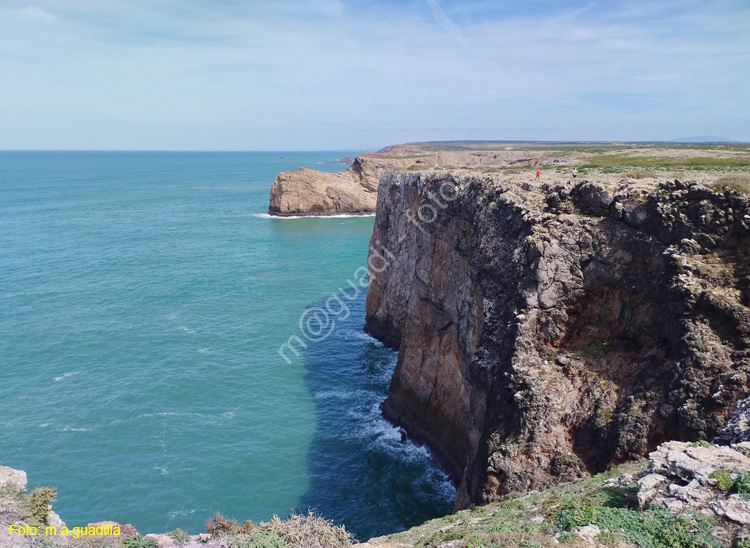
[535,169,541,180]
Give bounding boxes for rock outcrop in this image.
[267,143,554,216]
[719,398,750,444]
[0,466,27,493]
[638,441,750,524]
[364,171,750,510]
[268,157,383,216]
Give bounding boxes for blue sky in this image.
[1,0,748,149]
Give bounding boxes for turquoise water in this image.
[0,152,454,540]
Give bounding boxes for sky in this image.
[0,0,749,150]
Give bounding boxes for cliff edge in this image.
[365,171,750,510]
[267,143,556,216]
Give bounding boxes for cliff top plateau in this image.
[268,142,750,216]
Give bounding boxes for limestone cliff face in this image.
[268,157,382,216]
[267,145,554,217]
[365,172,750,509]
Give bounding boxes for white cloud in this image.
[14,6,56,24]
[0,0,748,148]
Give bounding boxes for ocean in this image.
[0,151,454,540]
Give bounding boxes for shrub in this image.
[259,512,352,548]
[26,487,56,525]
[734,473,750,499]
[124,536,158,548]
[245,532,286,548]
[710,470,733,491]
[558,504,597,529]
[206,512,238,535]
[596,532,619,546]
[169,528,191,546]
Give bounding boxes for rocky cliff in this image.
[268,157,383,216]
[267,144,554,216]
[364,171,750,510]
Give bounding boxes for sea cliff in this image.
[364,171,750,509]
[268,157,383,216]
[267,143,555,216]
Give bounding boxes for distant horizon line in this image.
[0,138,748,153]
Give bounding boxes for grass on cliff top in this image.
[710,173,750,194]
[579,155,750,169]
[383,459,720,548]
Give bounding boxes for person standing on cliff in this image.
[572,168,578,178]
[535,169,541,180]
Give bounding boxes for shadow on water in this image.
[295,289,455,541]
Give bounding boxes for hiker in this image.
[535,169,541,180]
[572,168,578,178]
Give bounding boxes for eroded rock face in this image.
[267,145,554,217]
[719,398,750,444]
[268,157,382,216]
[365,172,750,509]
[0,466,27,493]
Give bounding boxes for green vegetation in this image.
[25,487,57,525]
[379,458,738,548]
[387,462,649,547]
[123,536,158,548]
[169,528,191,546]
[559,501,720,548]
[597,532,620,546]
[580,155,750,169]
[229,532,287,548]
[710,470,733,491]
[733,473,750,499]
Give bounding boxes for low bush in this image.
[169,528,191,546]
[26,487,56,525]
[733,473,750,499]
[710,470,733,491]
[123,536,158,548]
